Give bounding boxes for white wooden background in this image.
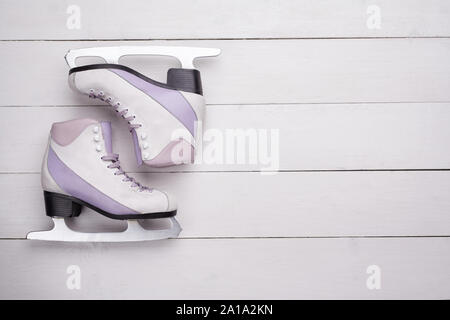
[0,0,449,299]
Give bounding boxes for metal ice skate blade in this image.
[27,217,181,242]
[65,46,221,69]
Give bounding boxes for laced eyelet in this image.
[89,95,142,145]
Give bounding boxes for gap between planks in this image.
[3,101,450,108]
[2,235,450,241]
[1,36,450,42]
[2,169,450,175]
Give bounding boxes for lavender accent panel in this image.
[110,69,197,136]
[51,118,98,146]
[144,139,194,167]
[47,146,137,215]
[131,129,143,166]
[100,121,113,154]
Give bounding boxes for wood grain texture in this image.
[0,39,449,106]
[1,238,449,299]
[1,1,449,300]
[2,171,449,238]
[1,0,449,40]
[1,104,449,173]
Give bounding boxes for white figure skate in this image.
[65,46,220,167]
[27,119,181,242]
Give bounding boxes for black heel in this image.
[43,191,82,217]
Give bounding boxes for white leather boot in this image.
[68,64,205,167]
[65,46,220,168]
[29,118,181,242]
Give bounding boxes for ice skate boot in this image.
[27,118,180,242]
[65,46,220,167]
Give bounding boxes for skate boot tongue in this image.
[100,121,113,154]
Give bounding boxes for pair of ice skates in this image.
[27,46,220,242]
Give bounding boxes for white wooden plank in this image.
[0,39,449,105]
[0,238,448,299]
[1,171,449,238]
[1,0,449,40]
[1,104,449,173]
